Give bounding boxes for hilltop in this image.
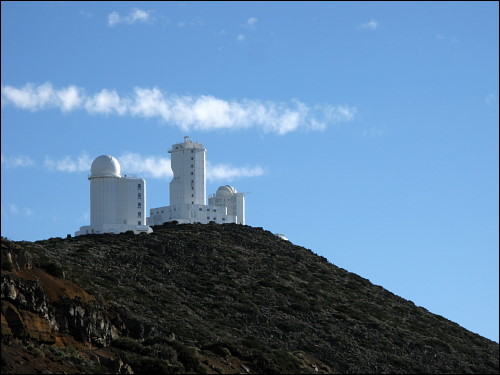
[1,223,498,374]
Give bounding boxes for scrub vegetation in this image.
[1,223,498,373]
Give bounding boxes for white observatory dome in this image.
[90,155,121,178]
[216,185,237,196]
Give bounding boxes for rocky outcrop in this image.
[1,271,123,347]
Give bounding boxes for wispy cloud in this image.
[42,152,264,182]
[246,17,258,26]
[2,83,357,135]
[1,154,35,168]
[361,127,386,137]
[119,152,172,179]
[44,153,92,172]
[236,34,246,42]
[9,204,33,217]
[484,94,497,106]
[177,18,205,28]
[242,17,258,30]
[207,162,264,182]
[0,83,83,112]
[361,19,378,30]
[79,10,93,19]
[108,8,152,27]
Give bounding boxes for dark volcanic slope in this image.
[2,223,499,374]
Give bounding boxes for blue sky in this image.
[1,1,498,342]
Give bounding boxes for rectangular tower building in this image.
[169,136,206,206]
[148,137,246,226]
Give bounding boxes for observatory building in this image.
[148,137,245,225]
[75,155,153,236]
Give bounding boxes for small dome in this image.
[275,233,289,241]
[216,185,237,196]
[90,155,121,178]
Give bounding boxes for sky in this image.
[1,1,498,343]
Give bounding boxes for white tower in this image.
[169,136,206,206]
[148,137,245,226]
[76,155,152,236]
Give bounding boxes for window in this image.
[138,193,141,199]
[207,216,210,220]
[138,221,141,225]
[192,201,194,204]
[199,208,202,211]
[222,218,225,221]
[207,208,210,211]
[138,184,141,190]
[191,150,194,153]
[191,164,193,168]
[138,212,141,218]
[192,194,194,197]
[191,172,193,175]
[191,157,193,160]
[138,202,142,208]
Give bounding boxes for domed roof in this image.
[216,185,237,196]
[90,155,121,178]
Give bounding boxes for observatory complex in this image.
[75,155,153,236]
[75,137,245,236]
[148,136,245,225]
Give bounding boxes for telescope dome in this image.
[90,155,121,178]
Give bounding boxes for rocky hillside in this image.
[1,223,498,374]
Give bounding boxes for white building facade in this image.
[208,185,245,225]
[148,137,245,225]
[76,155,153,236]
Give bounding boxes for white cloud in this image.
[241,17,257,31]
[9,204,33,217]
[57,85,83,112]
[108,12,121,27]
[237,34,246,41]
[247,17,258,26]
[361,19,378,30]
[0,83,83,112]
[42,152,265,182]
[108,8,152,27]
[119,152,172,179]
[2,83,357,135]
[207,162,264,182]
[130,8,150,23]
[1,154,35,167]
[85,89,128,115]
[44,152,92,172]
